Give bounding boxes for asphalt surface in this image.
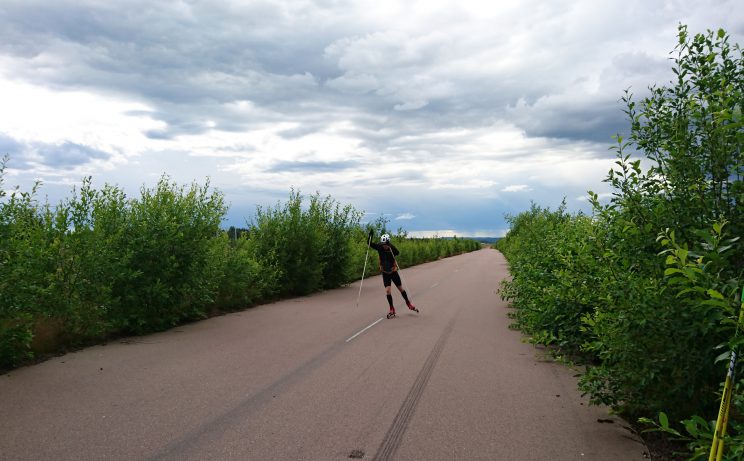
[0,248,648,460]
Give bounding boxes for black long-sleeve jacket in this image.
[369,241,399,274]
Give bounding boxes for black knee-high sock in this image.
[386,294,394,308]
[401,291,410,302]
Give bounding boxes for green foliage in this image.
[497,25,743,457]
[107,176,227,333]
[204,233,270,312]
[498,202,605,355]
[640,382,744,461]
[249,190,364,296]
[248,191,479,297]
[392,235,481,268]
[311,194,365,289]
[0,164,479,370]
[0,164,231,363]
[0,313,33,369]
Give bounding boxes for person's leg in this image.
[383,273,395,312]
[392,273,415,309]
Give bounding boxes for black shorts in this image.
[382,271,402,287]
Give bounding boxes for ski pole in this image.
[356,233,372,308]
[708,288,743,461]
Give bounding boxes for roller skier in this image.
[367,229,418,318]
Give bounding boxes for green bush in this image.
[497,25,743,457]
[248,190,364,296]
[0,161,54,367]
[499,202,606,355]
[205,232,276,312]
[0,167,230,362]
[107,177,227,334]
[0,160,480,370]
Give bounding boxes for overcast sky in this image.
[1,0,742,236]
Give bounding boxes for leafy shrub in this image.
[205,232,275,312]
[0,162,480,370]
[497,25,743,457]
[498,202,606,355]
[107,177,227,334]
[248,190,363,296]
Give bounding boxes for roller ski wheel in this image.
[387,310,396,319]
[407,302,419,313]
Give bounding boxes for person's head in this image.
[380,233,390,244]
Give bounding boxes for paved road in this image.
[0,248,647,460]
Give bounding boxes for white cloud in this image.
[0,77,159,152]
[396,212,416,220]
[501,184,531,193]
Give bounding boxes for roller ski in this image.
[386,308,396,319]
[407,301,419,313]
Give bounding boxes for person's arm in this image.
[367,230,381,250]
[389,242,400,256]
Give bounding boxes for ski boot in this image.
[386,307,396,319]
[406,301,419,313]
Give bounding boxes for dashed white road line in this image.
[346,317,385,342]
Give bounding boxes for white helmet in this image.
[380,233,390,243]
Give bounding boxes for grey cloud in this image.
[0,1,338,139]
[1,1,500,147]
[325,72,380,94]
[0,1,539,148]
[375,170,427,185]
[0,133,110,170]
[144,130,174,140]
[0,132,23,155]
[277,124,327,140]
[608,52,670,79]
[217,143,256,154]
[505,49,674,145]
[266,159,359,173]
[36,141,110,168]
[1,0,742,155]
[0,133,33,170]
[509,99,628,145]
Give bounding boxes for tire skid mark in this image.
[373,312,459,461]
[150,315,378,461]
[150,340,345,461]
